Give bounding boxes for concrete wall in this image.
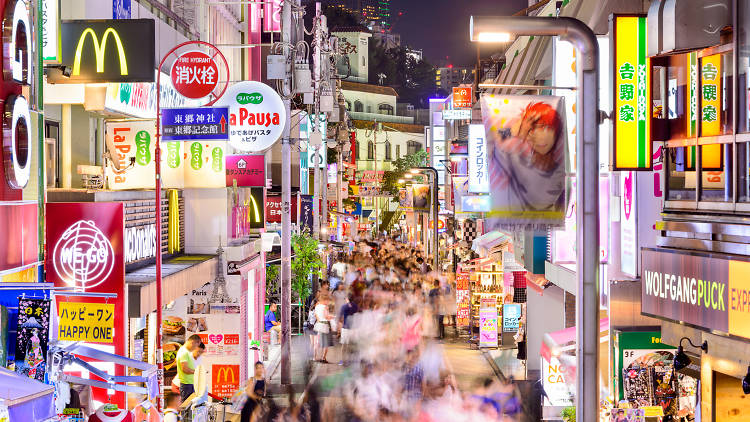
[526,284,566,373]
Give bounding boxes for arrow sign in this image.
[161,107,230,141]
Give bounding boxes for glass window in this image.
[739,0,750,132]
[699,143,732,202]
[666,147,697,201]
[378,103,394,115]
[738,142,750,202]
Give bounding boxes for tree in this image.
[368,43,440,107]
[291,229,322,303]
[380,149,429,201]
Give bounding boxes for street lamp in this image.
[471,15,600,421]
[410,166,439,272]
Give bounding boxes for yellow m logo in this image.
[216,366,235,383]
[72,28,128,76]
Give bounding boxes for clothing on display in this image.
[89,405,134,422]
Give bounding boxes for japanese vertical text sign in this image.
[612,15,651,170]
[699,53,723,169]
[468,124,489,193]
[58,303,115,343]
[452,87,473,109]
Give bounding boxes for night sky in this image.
[390,0,528,66]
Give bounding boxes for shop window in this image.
[699,143,732,202]
[666,147,697,201]
[354,100,363,112]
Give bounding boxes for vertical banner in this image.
[468,124,489,193]
[15,298,50,381]
[621,171,638,276]
[455,273,470,327]
[300,195,314,233]
[612,15,651,170]
[699,53,723,169]
[480,95,567,229]
[479,297,498,347]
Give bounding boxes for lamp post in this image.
[411,167,439,272]
[470,16,600,421]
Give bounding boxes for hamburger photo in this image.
[162,316,185,336]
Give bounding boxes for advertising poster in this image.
[105,120,226,189]
[212,364,240,398]
[542,357,574,406]
[412,184,431,213]
[502,304,522,333]
[14,298,50,381]
[480,95,567,229]
[611,408,645,422]
[479,297,498,348]
[398,188,413,209]
[300,195,314,231]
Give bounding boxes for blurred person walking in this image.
[314,294,334,363]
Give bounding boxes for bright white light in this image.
[398,179,405,184]
[477,32,511,43]
[405,173,413,179]
[409,169,420,174]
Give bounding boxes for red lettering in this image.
[239,108,248,125]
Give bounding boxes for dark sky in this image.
[390,0,528,66]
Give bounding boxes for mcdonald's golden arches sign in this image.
[49,19,155,83]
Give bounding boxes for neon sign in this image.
[73,27,128,76]
[2,0,31,190]
[52,220,115,290]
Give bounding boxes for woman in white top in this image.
[313,294,334,363]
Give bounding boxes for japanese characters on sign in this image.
[217,81,286,153]
[225,155,265,187]
[479,296,498,347]
[699,53,723,169]
[266,194,297,224]
[58,303,115,343]
[442,109,472,120]
[452,87,473,109]
[612,15,651,170]
[43,0,60,62]
[468,124,489,193]
[170,51,219,99]
[15,298,50,382]
[161,107,229,141]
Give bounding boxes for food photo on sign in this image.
[480,95,567,230]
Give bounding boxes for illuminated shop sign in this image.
[217,81,286,153]
[611,15,651,170]
[51,19,155,83]
[124,224,156,264]
[2,0,32,191]
[642,248,750,340]
[53,220,116,290]
[468,124,489,193]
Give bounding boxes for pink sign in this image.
[266,195,297,224]
[226,155,265,187]
[263,0,281,32]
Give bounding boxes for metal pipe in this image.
[470,16,599,420]
[279,0,293,386]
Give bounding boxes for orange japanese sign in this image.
[452,87,473,109]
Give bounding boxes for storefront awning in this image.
[540,317,610,363]
[0,367,55,420]
[126,255,217,317]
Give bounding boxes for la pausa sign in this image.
[219,81,286,153]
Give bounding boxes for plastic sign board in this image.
[58,303,115,343]
[612,15,651,170]
[542,357,574,406]
[51,19,155,83]
[225,155,265,187]
[171,51,219,99]
[621,171,637,277]
[468,124,489,193]
[479,297,498,347]
[460,195,491,213]
[161,107,229,141]
[442,109,471,120]
[502,304,522,333]
[698,53,723,169]
[217,81,286,152]
[452,87,473,108]
[212,364,240,398]
[42,0,60,62]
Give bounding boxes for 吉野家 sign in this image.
[641,248,750,341]
[58,302,115,343]
[468,124,489,193]
[51,19,155,83]
[442,109,472,120]
[217,81,286,153]
[611,15,651,170]
[161,107,229,141]
[452,87,473,109]
[171,50,219,99]
[226,155,265,187]
[698,53,723,169]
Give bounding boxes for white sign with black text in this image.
[125,224,157,264]
[468,124,489,193]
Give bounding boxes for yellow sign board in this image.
[612,15,651,170]
[58,302,115,343]
[699,53,723,169]
[641,406,664,417]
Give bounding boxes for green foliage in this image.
[380,150,430,201]
[561,406,576,422]
[266,264,279,298]
[291,229,322,302]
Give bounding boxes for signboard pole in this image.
[154,40,229,411]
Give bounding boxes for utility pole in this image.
[312,2,324,241]
[280,0,294,386]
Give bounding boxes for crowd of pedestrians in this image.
[239,237,523,422]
